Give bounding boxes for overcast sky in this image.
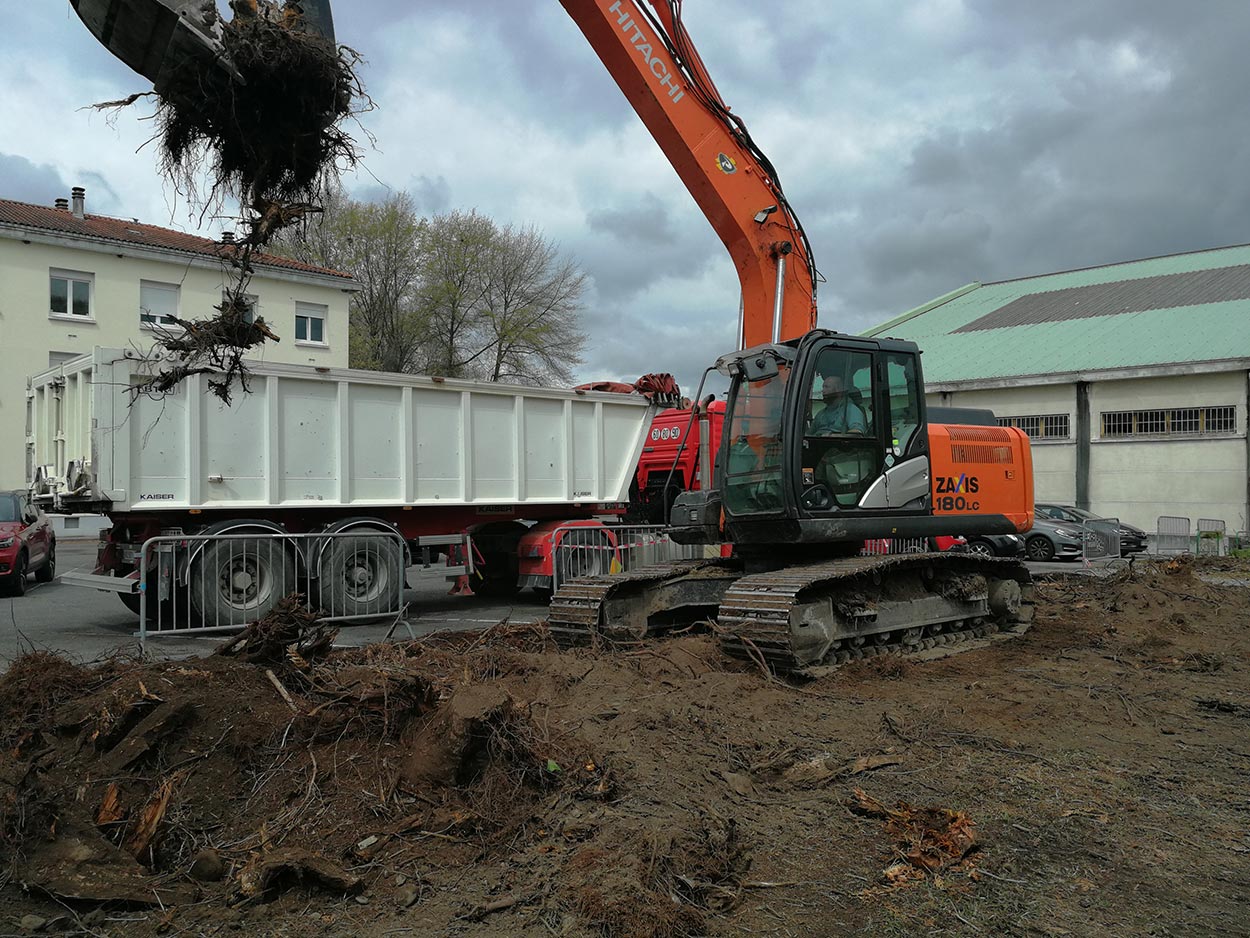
[3,1,1249,391]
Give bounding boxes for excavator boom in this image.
[560,1,818,348]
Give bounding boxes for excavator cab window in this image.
[802,349,881,507]
[885,353,922,456]
[722,363,790,515]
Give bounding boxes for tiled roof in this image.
[0,198,352,281]
[863,243,1250,384]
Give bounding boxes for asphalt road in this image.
[0,541,548,667]
[0,541,1128,668]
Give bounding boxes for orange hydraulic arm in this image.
[559,0,819,348]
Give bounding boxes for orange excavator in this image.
[71,0,1036,673]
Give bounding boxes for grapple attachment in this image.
[69,0,336,91]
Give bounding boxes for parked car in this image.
[0,491,56,595]
[1036,503,1148,554]
[1023,516,1085,562]
[963,533,1025,558]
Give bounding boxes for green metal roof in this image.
[863,243,1250,385]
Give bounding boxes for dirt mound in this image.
[1,564,1248,935]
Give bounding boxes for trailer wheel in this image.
[189,538,295,627]
[318,535,404,619]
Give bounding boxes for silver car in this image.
[1023,516,1085,562]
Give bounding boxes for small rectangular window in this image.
[997,414,1070,440]
[1101,405,1237,438]
[140,280,180,326]
[222,291,258,324]
[50,269,93,318]
[295,301,328,345]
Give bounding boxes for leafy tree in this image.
[272,187,427,371]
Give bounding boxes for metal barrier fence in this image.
[1197,518,1227,556]
[1155,516,1191,554]
[139,531,408,644]
[1082,518,1121,561]
[549,524,702,592]
[861,537,929,556]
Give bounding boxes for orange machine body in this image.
[928,424,1034,534]
[559,0,818,349]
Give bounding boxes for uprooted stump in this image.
[401,685,517,789]
[94,1,369,403]
[216,595,337,667]
[236,847,361,901]
[563,816,750,938]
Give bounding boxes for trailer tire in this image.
[189,538,296,627]
[317,535,404,619]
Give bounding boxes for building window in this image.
[50,269,93,319]
[295,301,328,345]
[140,280,180,326]
[222,291,258,324]
[1101,405,1237,438]
[997,413,1070,440]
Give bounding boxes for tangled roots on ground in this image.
[0,652,98,748]
[564,817,749,938]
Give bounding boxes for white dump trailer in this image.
[28,348,654,513]
[27,348,664,618]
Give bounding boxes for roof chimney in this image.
[221,231,235,244]
[70,187,85,219]
[54,198,69,211]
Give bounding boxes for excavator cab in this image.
[671,330,1028,551]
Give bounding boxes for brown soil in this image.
[1,556,1247,936]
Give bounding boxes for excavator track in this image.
[549,552,1032,675]
[718,553,1033,674]
[548,558,742,645]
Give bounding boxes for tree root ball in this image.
[155,7,366,207]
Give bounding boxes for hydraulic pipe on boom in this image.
[558,0,819,349]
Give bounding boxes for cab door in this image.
[793,341,929,515]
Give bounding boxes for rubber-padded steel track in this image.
[548,552,1032,675]
[548,558,740,644]
[718,553,1033,672]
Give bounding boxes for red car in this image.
[0,491,56,596]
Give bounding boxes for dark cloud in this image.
[803,2,1250,334]
[409,174,451,215]
[580,198,720,302]
[0,154,68,206]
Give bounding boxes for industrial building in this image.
[0,189,356,489]
[865,244,1250,539]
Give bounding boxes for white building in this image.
[0,188,356,489]
[865,244,1250,539]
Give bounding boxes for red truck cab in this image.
[630,401,726,525]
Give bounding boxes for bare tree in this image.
[414,210,496,377]
[273,188,427,371]
[476,224,587,385]
[275,196,588,385]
